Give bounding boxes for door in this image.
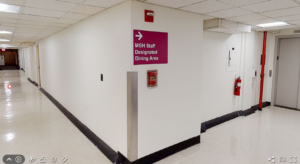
[276,38,300,109]
[37,45,41,87]
[4,51,16,65]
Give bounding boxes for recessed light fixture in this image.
[0,3,20,13]
[257,22,289,28]
[0,31,12,34]
[0,39,10,42]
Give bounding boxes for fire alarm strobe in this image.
[147,70,157,88]
[145,10,154,22]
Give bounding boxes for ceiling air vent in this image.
[204,19,251,34]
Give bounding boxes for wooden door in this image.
[4,51,16,65]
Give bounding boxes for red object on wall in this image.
[234,77,242,96]
[148,70,157,87]
[145,10,154,22]
[259,31,267,110]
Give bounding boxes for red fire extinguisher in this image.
[234,77,242,96]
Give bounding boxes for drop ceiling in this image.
[1,0,300,48]
[0,0,127,48]
[146,0,300,31]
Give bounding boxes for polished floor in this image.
[0,70,111,164]
[2,70,300,164]
[155,106,300,164]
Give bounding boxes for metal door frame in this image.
[272,34,300,109]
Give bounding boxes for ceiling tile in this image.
[83,0,127,8]
[70,5,105,15]
[260,7,300,17]
[0,42,12,44]
[20,15,57,22]
[14,32,38,36]
[14,28,42,32]
[243,18,279,25]
[25,0,78,12]
[17,24,46,29]
[0,26,15,31]
[13,36,31,40]
[59,0,86,3]
[49,23,70,28]
[36,33,52,37]
[218,0,269,6]
[18,20,51,26]
[145,0,205,8]
[0,35,12,39]
[0,23,16,27]
[0,12,20,19]
[42,29,61,32]
[206,7,252,18]
[0,0,24,6]
[27,38,40,42]
[0,18,18,24]
[22,7,66,18]
[201,15,215,20]
[44,26,63,30]
[227,14,267,22]
[241,0,299,12]
[288,20,300,25]
[54,18,79,24]
[180,0,234,14]
[61,13,89,20]
[276,15,300,21]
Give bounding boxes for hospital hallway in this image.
[1,70,300,164]
[0,70,112,164]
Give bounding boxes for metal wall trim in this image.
[127,72,138,161]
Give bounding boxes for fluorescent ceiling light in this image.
[0,31,12,34]
[0,3,20,13]
[256,22,289,28]
[0,39,10,42]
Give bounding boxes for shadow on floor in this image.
[0,65,20,70]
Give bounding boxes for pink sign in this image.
[133,30,168,65]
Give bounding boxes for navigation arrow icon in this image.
[135,31,143,40]
[7,158,12,161]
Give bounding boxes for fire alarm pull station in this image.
[148,70,157,88]
[145,10,154,22]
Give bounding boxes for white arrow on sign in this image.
[135,31,143,40]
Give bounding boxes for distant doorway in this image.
[0,49,19,70]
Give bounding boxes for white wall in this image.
[38,1,131,156]
[22,46,39,85]
[18,49,23,69]
[201,31,265,122]
[131,1,203,158]
[202,32,242,122]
